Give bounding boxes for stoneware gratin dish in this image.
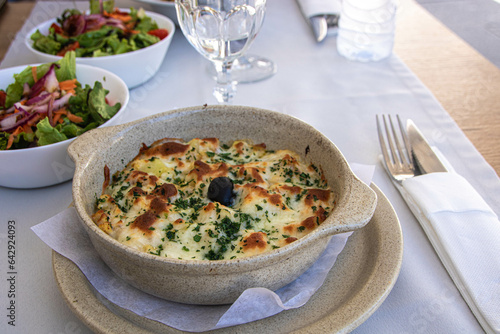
[69,105,377,305]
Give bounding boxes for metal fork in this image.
[376,115,415,182]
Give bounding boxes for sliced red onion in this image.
[85,14,106,31]
[44,67,59,93]
[1,105,16,115]
[26,91,51,106]
[29,64,59,99]
[13,104,30,116]
[0,113,19,130]
[31,92,73,114]
[63,14,86,36]
[53,92,73,110]
[29,65,52,98]
[0,112,38,132]
[105,18,127,30]
[47,96,55,127]
[23,83,31,96]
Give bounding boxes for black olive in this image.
[208,177,234,206]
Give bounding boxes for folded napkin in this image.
[32,164,374,332]
[296,0,341,41]
[296,0,342,18]
[397,172,500,334]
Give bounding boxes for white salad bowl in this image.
[25,9,175,89]
[0,64,129,189]
[132,0,178,25]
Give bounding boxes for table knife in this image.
[296,0,340,42]
[310,14,339,42]
[407,120,448,174]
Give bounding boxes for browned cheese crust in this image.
[93,138,335,260]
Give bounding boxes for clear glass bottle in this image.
[337,0,397,62]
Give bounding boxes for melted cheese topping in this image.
[93,138,335,260]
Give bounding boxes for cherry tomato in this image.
[148,29,169,40]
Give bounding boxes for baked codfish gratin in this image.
[93,138,335,260]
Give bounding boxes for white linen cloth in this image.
[1,0,500,333]
[399,172,500,334]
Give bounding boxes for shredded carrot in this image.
[105,10,132,22]
[23,123,33,134]
[66,111,84,123]
[32,67,38,83]
[26,114,40,127]
[59,79,78,92]
[53,112,62,124]
[53,108,69,124]
[6,126,24,149]
[6,136,14,150]
[52,108,83,123]
[12,126,24,136]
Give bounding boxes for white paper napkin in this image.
[296,0,342,18]
[32,163,375,332]
[397,172,500,334]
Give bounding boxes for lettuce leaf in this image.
[31,30,61,55]
[55,50,76,81]
[130,32,159,49]
[134,16,159,33]
[3,52,77,108]
[35,118,68,146]
[88,81,121,123]
[90,0,115,14]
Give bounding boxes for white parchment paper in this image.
[32,164,374,332]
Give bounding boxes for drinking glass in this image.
[208,55,277,83]
[176,0,268,103]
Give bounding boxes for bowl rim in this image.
[0,63,129,155]
[133,0,176,7]
[71,105,376,272]
[24,8,175,62]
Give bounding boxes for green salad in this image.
[0,51,122,150]
[30,0,169,58]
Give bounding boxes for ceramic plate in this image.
[52,184,402,333]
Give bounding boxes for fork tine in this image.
[376,115,393,169]
[389,115,407,167]
[383,115,400,166]
[377,114,415,182]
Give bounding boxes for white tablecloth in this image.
[1,0,499,333]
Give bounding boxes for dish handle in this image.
[67,124,124,169]
[320,175,378,236]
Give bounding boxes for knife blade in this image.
[310,14,339,42]
[407,120,449,174]
[310,15,328,42]
[296,0,340,42]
